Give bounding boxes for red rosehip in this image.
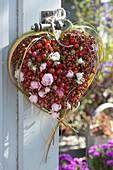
[44,43,51,50]
[48,68,55,74]
[22,67,28,73]
[65,85,70,90]
[64,90,69,94]
[37,42,42,48]
[27,70,33,76]
[42,53,46,60]
[39,72,44,78]
[70,39,77,44]
[56,69,62,75]
[62,76,66,80]
[74,43,79,49]
[51,40,56,46]
[47,60,53,66]
[36,57,42,63]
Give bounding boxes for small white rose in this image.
[51,111,59,119]
[38,91,46,98]
[76,72,84,81]
[29,94,38,103]
[14,69,24,82]
[51,103,61,112]
[49,52,60,61]
[66,70,74,78]
[40,63,47,72]
[78,58,84,64]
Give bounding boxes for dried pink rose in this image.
[30,81,42,90]
[40,63,47,72]
[38,91,46,98]
[38,87,50,98]
[66,70,74,78]
[51,103,61,112]
[56,88,64,98]
[41,73,54,86]
[29,94,38,103]
[14,69,24,82]
[51,111,58,119]
[45,87,50,93]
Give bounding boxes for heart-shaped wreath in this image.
[8,8,103,161]
[9,28,102,117]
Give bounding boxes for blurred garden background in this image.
[59,0,113,169]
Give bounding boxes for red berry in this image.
[47,60,53,66]
[22,67,28,73]
[36,57,42,63]
[65,85,70,90]
[48,68,55,74]
[27,70,33,76]
[64,90,69,94]
[51,40,56,46]
[39,73,44,78]
[42,53,46,60]
[37,43,42,48]
[62,76,66,80]
[74,43,79,49]
[44,43,51,50]
[56,69,62,75]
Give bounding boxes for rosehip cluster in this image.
[11,30,97,118]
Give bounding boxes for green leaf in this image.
[71,49,76,54]
[60,55,66,61]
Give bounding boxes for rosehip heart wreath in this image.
[8,8,103,162]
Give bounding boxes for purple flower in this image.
[106,160,113,166]
[106,23,111,28]
[93,7,97,11]
[105,15,112,21]
[66,164,76,170]
[102,143,109,150]
[106,151,113,158]
[90,0,94,5]
[94,152,102,158]
[59,154,73,164]
[74,158,82,165]
[108,140,113,148]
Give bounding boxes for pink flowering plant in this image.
[59,154,90,170]
[88,140,113,170]
[10,29,100,119]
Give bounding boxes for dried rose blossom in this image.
[40,63,47,72]
[14,69,24,82]
[29,94,38,103]
[51,103,61,112]
[30,81,41,90]
[49,52,60,61]
[41,73,54,86]
[66,70,74,78]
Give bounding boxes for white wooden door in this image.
[0,0,61,170]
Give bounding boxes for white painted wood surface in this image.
[0,0,61,170]
[0,0,9,48]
